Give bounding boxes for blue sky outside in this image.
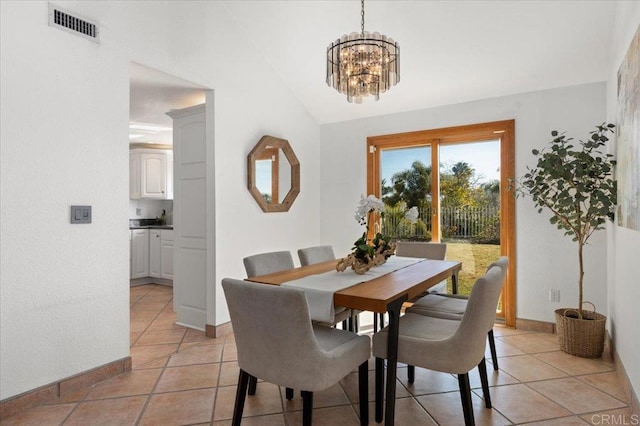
[380,140,501,188]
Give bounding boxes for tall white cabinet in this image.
[167,104,210,332]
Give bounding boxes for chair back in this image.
[243,251,294,278]
[450,259,508,371]
[395,242,446,260]
[298,245,336,266]
[486,256,509,273]
[222,278,325,388]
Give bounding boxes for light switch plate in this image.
[70,205,91,224]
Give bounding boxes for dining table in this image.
[246,256,462,426]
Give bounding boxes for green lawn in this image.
[444,241,501,295]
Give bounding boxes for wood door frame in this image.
[366,120,516,327]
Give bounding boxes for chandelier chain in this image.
[360,0,365,37]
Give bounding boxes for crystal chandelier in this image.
[326,0,400,103]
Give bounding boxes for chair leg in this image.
[358,361,369,425]
[488,329,499,370]
[247,375,257,395]
[285,387,294,400]
[457,373,475,426]
[375,357,384,423]
[301,391,314,426]
[407,365,415,383]
[354,314,359,333]
[342,319,348,330]
[373,314,378,333]
[378,313,385,330]
[232,369,250,426]
[477,357,492,408]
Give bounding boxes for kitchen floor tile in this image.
[577,372,630,402]
[499,333,560,354]
[533,350,614,376]
[154,364,220,393]
[415,390,510,425]
[84,369,162,400]
[0,403,76,426]
[527,377,627,414]
[63,396,147,425]
[489,383,572,423]
[498,354,568,382]
[138,388,216,426]
[284,404,362,426]
[133,328,186,346]
[214,383,283,421]
[166,342,223,367]
[282,383,350,412]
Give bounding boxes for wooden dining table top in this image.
[245,258,462,314]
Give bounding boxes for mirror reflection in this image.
[248,136,299,212]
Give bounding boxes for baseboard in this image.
[611,340,640,417]
[130,277,173,287]
[206,321,232,338]
[515,317,555,333]
[0,356,131,421]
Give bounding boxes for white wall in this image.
[0,1,320,400]
[607,1,640,399]
[320,82,608,324]
[128,199,173,223]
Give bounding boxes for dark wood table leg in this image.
[452,270,459,295]
[383,295,407,426]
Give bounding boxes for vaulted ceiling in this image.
[130,0,616,139]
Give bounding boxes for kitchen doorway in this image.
[129,63,211,334]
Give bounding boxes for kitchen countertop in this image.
[129,218,173,230]
[130,225,174,230]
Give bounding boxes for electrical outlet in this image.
[136,208,142,216]
[549,289,560,303]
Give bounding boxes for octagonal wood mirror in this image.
[248,135,300,212]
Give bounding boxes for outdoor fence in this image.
[383,205,500,242]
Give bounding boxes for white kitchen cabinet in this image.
[130,229,149,279]
[129,153,141,199]
[149,229,161,278]
[160,230,174,280]
[130,149,173,200]
[131,228,173,283]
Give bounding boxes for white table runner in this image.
[282,256,422,323]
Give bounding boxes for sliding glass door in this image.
[367,121,515,326]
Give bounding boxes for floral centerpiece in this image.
[337,195,419,274]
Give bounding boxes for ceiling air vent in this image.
[48,3,99,43]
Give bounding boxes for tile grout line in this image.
[134,287,177,425]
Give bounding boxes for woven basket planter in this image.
[555,307,606,358]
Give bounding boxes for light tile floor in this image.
[2,284,633,425]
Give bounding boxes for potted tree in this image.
[515,123,617,358]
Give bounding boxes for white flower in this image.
[355,194,385,225]
[404,206,419,224]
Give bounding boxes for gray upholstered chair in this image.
[374,242,447,332]
[395,241,447,293]
[222,278,370,426]
[243,250,295,278]
[242,250,353,398]
[243,251,297,398]
[297,245,336,267]
[406,256,509,373]
[297,245,358,331]
[372,262,508,425]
